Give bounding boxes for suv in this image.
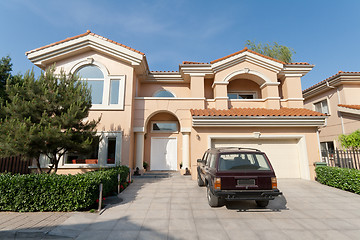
[197,147,282,207]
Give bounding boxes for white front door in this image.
[150,137,177,170]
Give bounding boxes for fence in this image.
[321,149,360,170]
[0,156,32,174]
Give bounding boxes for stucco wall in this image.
[51,51,136,167]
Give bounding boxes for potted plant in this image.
[143,161,148,170]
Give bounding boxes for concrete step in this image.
[133,171,177,178]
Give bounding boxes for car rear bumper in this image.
[215,189,282,201]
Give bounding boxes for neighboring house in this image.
[303,71,360,153]
[26,31,326,180]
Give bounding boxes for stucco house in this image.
[26,31,326,180]
[303,71,360,153]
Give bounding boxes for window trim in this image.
[151,121,179,133]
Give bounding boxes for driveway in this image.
[2,173,360,240]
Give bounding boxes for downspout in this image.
[336,87,345,135]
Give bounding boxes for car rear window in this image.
[218,153,271,171]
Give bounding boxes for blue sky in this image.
[1,0,359,89]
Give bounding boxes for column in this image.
[135,132,144,170]
[182,132,190,169]
[213,82,229,109]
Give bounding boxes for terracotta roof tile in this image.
[150,71,179,73]
[286,62,310,65]
[26,30,145,56]
[190,108,325,117]
[210,47,286,65]
[338,104,360,110]
[182,61,209,64]
[303,71,360,92]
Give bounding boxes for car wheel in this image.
[255,200,269,208]
[207,186,224,207]
[197,173,205,187]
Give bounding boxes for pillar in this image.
[182,132,190,169]
[135,132,144,170]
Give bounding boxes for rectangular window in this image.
[152,122,178,132]
[227,92,255,99]
[107,138,116,164]
[218,153,271,171]
[66,145,99,164]
[109,80,120,104]
[314,100,329,114]
[87,80,103,104]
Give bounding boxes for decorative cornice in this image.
[279,64,314,78]
[211,51,283,73]
[338,106,360,116]
[27,34,146,70]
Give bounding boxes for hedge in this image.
[315,166,360,194]
[0,166,129,212]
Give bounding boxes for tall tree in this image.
[0,66,100,173]
[245,40,295,63]
[339,130,360,150]
[0,56,13,104]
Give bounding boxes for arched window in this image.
[153,90,175,97]
[76,65,104,104]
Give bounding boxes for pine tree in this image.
[0,66,99,173]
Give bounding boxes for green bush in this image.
[0,166,129,212]
[315,166,360,194]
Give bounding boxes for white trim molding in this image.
[192,116,326,127]
[223,68,271,85]
[338,106,360,116]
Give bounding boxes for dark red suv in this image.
[197,147,282,207]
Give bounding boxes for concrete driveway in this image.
[2,173,360,240]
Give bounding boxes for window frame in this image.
[58,131,122,168]
[152,90,176,98]
[314,99,330,115]
[151,121,179,133]
[227,91,257,100]
[71,60,126,110]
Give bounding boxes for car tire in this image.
[255,200,269,208]
[197,173,205,187]
[207,186,224,207]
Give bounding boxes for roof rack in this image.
[211,147,261,152]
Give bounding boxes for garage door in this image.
[212,139,300,178]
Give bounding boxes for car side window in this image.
[202,152,208,164]
[206,153,212,167]
[207,154,217,168]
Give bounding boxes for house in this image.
[303,71,360,153]
[26,31,327,180]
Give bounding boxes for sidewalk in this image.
[0,211,71,239]
[2,173,360,239]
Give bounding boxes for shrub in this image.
[0,166,129,212]
[315,166,360,194]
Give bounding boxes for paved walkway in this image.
[1,173,360,239]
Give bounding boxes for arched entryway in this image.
[144,111,181,171]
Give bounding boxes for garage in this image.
[211,138,301,178]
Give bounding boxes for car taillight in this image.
[271,177,277,189]
[214,178,221,190]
